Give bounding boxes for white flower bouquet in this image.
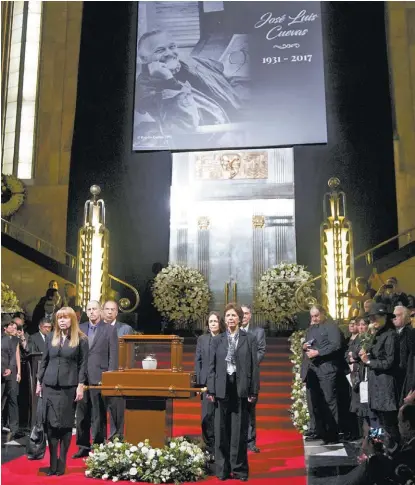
[1,282,22,313]
[85,437,207,483]
[288,330,310,434]
[152,264,210,327]
[254,262,314,326]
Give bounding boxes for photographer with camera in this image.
[338,403,415,485]
[375,277,409,314]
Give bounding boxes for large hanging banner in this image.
[133,1,326,151]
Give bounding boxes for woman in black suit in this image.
[207,303,259,482]
[36,307,88,476]
[195,311,226,457]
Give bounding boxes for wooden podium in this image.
[97,335,197,448]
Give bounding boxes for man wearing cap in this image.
[359,303,400,445]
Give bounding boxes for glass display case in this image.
[118,335,185,372]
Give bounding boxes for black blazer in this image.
[245,326,266,364]
[37,333,88,387]
[79,321,118,385]
[195,333,214,386]
[1,335,13,380]
[29,332,46,354]
[300,322,342,381]
[207,331,259,400]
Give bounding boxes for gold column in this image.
[1,1,13,138]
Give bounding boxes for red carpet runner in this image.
[1,337,306,484]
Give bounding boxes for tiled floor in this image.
[304,437,361,485]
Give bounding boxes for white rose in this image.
[138,442,143,448]
[107,442,114,448]
[85,470,91,476]
[89,451,94,457]
[130,446,138,453]
[112,478,119,482]
[148,449,156,460]
[102,474,109,480]
[141,446,148,454]
[129,467,138,476]
[170,442,176,449]
[115,442,122,449]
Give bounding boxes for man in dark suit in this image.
[301,304,342,444]
[1,319,21,439]
[241,305,266,453]
[102,300,134,440]
[393,305,412,400]
[73,300,118,458]
[28,318,52,354]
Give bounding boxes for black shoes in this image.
[46,469,56,476]
[304,434,321,441]
[72,448,90,459]
[248,446,260,453]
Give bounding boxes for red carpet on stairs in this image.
[1,337,306,484]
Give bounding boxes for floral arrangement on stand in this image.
[1,174,25,218]
[152,264,210,329]
[288,330,309,434]
[1,282,22,313]
[85,437,207,483]
[254,262,314,327]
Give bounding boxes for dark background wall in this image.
[68,2,396,319]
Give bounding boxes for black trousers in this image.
[247,397,257,449]
[76,389,106,450]
[1,379,19,434]
[108,396,125,440]
[337,453,400,485]
[201,393,215,454]
[46,424,72,473]
[215,374,249,480]
[306,369,339,440]
[306,386,317,434]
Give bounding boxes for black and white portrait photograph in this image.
[133,1,326,151]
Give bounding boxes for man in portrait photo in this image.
[134,29,247,149]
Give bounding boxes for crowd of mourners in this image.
[301,276,415,485]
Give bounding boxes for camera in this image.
[385,284,394,289]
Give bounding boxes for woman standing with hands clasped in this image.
[195,311,226,459]
[207,302,259,482]
[36,307,88,476]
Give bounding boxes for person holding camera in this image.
[375,277,409,314]
[338,403,415,485]
[301,304,343,444]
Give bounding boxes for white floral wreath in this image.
[1,174,25,218]
[152,264,210,324]
[254,262,314,325]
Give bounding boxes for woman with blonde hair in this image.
[36,307,88,475]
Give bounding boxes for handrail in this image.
[1,217,77,267]
[295,225,415,311]
[1,217,140,312]
[85,385,202,394]
[355,226,415,263]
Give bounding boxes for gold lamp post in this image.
[76,185,109,309]
[321,178,355,322]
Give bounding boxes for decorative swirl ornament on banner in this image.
[1,174,25,218]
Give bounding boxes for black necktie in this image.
[89,326,97,346]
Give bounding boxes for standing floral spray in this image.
[254,262,314,327]
[85,437,207,483]
[1,282,22,313]
[152,264,210,328]
[288,330,310,433]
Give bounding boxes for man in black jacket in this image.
[28,319,52,354]
[102,300,134,441]
[301,305,342,444]
[393,305,412,399]
[73,300,118,458]
[241,305,266,453]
